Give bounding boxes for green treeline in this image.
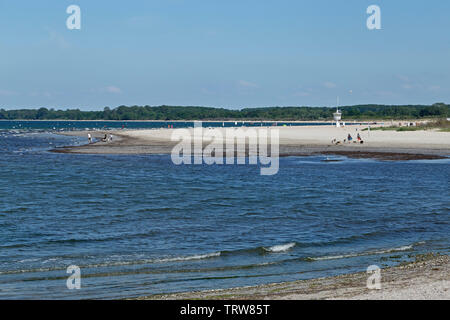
[0,103,448,121]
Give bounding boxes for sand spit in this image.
[52,126,450,160]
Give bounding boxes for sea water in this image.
[0,121,448,299]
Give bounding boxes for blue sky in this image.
[1,0,450,110]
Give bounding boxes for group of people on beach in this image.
[87,133,113,144]
[332,131,363,145]
[347,133,362,142]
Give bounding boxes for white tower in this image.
[333,97,342,127]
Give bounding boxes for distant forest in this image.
[0,103,449,121]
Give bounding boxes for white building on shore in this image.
[333,108,342,127]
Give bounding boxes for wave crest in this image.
[308,244,415,261]
[263,242,296,253]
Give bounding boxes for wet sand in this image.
[135,254,449,300]
[53,126,450,160]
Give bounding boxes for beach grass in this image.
[363,118,450,132]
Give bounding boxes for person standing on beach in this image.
[88,133,92,144]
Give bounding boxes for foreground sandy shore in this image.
[55,125,450,159]
[135,254,449,300]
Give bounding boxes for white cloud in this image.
[28,91,55,99]
[323,81,337,89]
[47,29,70,49]
[396,75,410,82]
[0,90,17,96]
[201,88,215,95]
[402,84,413,90]
[105,86,122,94]
[293,90,311,97]
[238,80,258,88]
[427,85,441,92]
[376,90,397,97]
[92,86,123,94]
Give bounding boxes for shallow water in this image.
[0,122,448,299]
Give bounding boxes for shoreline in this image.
[135,254,449,300]
[0,119,385,123]
[0,118,439,124]
[52,126,450,160]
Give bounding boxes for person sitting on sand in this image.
[347,134,353,142]
[101,134,108,142]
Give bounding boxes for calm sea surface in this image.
[0,121,448,299]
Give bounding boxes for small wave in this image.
[156,252,221,263]
[17,258,40,264]
[390,245,413,252]
[0,266,58,275]
[219,242,298,256]
[0,252,222,275]
[308,244,415,262]
[263,242,296,253]
[42,258,59,264]
[74,251,222,268]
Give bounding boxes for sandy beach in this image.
[54,125,450,159]
[135,254,449,300]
